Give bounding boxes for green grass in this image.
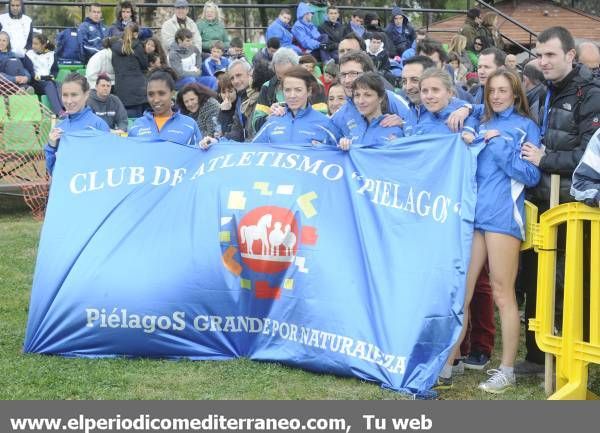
[0,209,597,400]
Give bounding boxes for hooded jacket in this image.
[331,90,412,141]
[110,38,148,107]
[129,110,203,147]
[0,3,32,58]
[266,17,302,55]
[476,106,541,240]
[366,42,391,73]
[571,129,600,207]
[44,107,110,174]
[252,105,338,147]
[86,89,129,131]
[292,3,321,52]
[385,7,415,56]
[530,64,600,205]
[168,42,202,78]
[78,17,107,62]
[196,18,230,52]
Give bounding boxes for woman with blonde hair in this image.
[111,23,148,117]
[413,68,477,139]
[196,2,230,53]
[447,34,473,72]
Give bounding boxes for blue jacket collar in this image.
[496,106,515,119]
[289,105,313,119]
[65,106,94,121]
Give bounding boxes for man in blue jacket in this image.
[292,2,323,58]
[266,9,301,55]
[78,3,107,63]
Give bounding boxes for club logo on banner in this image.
[220,183,319,300]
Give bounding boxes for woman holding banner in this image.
[443,69,541,394]
[338,72,404,150]
[44,73,110,175]
[252,66,338,147]
[129,67,214,149]
[413,68,478,142]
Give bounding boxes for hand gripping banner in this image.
[24,131,478,396]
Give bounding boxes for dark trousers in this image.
[461,266,496,357]
[32,79,63,116]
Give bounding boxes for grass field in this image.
[1,206,597,400]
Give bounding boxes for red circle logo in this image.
[238,206,299,273]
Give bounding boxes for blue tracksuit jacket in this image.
[44,106,110,174]
[77,17,107,62]
[129,110,203,147]
[292,3,321,52]
[411,98,478,136]
[252,105,338,147]
[331,90,411,142]
[266,18,302,55]
[346,114,404,147]
[476,107,541,239]
[202,56,230,77]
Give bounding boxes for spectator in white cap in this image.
[160,0,202,53]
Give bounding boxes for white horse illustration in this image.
[240,214,272,255]
[268,222,285,256]
[282,224,297,256]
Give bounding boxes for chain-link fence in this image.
[0,77,52,219]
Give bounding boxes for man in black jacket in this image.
[517,26,600,376]
[318,6,344,63]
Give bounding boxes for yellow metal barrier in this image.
[521,201,539,252]
[527,202,600,400]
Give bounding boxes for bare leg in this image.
[446,231,488,367]
[485,232,521,367]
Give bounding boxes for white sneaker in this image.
[452,359,465,375]
[478,369,515,394]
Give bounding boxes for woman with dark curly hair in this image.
[176,83,221,137]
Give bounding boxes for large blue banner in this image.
[24,131,477,396]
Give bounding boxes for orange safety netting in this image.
[0,76,53,219]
